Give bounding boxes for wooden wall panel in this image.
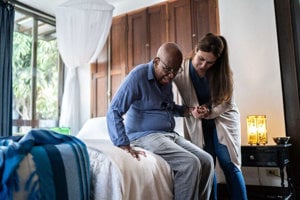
[90,41,108,117]
[110,15,127,100]
[191,0,219,48]
[168,0,193,57]
[147,3,168,59]
[127,9,148,71]
[91,0,219,117]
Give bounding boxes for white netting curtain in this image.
[55,0,114,135]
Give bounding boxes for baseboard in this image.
[218,184,294,200]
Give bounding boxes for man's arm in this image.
[106,71,146,160]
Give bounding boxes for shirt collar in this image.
[147,60,156,81]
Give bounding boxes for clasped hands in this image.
[188,105,210,119]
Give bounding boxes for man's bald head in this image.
[157,42,183,68]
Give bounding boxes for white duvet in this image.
[77,117,176,200]
[84,139,173,200]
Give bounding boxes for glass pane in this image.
[36,21,59,128]
[12,12,33,134]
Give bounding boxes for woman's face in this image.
[192,50,217,76]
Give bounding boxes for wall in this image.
[78,0,286,186]
[219,0,285,146]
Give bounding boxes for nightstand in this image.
[241,144,292,199]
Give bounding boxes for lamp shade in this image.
[247,115,267,145]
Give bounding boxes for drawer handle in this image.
[249,155,255,160]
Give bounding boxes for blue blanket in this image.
[0,129,90,200]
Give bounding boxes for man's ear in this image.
[153,57,160,67]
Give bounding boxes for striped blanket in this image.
[0,129,90,200]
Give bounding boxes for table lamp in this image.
[247,115,267,145]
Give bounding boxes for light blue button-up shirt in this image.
[106,60,185,146]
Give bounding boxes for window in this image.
[12,7,63,135]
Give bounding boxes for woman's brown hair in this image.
[195,33,233,105]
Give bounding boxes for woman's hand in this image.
[119,145,146,161]
[191,105,210,119]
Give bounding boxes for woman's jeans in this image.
[203,120,248,200]
[132,132,214,200]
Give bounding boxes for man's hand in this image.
[185,106,195,117]
[119,145,146,161]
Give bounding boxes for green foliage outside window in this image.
[12,32,32,120]
[12,31,59,121]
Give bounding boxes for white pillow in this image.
[77,116,184,140]
[77,117,111,141]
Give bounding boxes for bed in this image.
[0,117,182,200]
[76,116,183,200]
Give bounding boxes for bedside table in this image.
[241,144,292,199]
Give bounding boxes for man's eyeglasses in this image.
[159,58,183,75]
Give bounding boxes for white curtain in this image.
[55,0,114,135]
